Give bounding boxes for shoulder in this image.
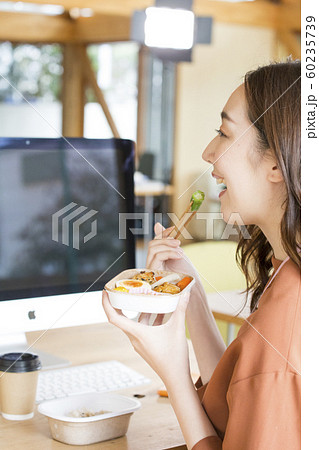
[232,258,300,379]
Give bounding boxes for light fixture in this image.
[0,1,64,16]
[131,0,212,62]
[144,7,195,50]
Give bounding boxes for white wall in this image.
[0,102,62,138]
[0,101,136,141]
[173,22,277,239]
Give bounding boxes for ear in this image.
[266,156,284,183]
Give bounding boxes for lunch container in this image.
[105,268,195,313]
[38,392,141,445]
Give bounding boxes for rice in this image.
[68,407,111,418]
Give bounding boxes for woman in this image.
[102,60,301,449]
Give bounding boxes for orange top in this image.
[192,257,301,450]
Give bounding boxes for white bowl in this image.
[105,268,195,314]
[38,392,141,445]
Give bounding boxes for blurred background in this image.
[0,0,300,253]
[0,0,300,343]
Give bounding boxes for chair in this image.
[181,240,247,345]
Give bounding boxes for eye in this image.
[215,128,227,138]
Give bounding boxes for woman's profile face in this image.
[202,84,284,226]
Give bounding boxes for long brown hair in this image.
[236,60,301,313]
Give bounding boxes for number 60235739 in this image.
[306,16,316,79]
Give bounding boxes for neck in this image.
[259,221,288,262]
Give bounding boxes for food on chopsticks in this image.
[110,270,193,296]
[168,190,205,239]
[190,190,205,211]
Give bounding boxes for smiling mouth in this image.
[212,174,227,194]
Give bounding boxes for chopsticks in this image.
[168,200,196,239]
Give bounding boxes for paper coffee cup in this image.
[0,352,41,420]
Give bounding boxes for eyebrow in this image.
[221,110,236,124]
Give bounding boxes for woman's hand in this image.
[146,222,206,298]
[102,289,191,386]
[146,223,183,270]
[147,223,226,384]
[146,222,199,277]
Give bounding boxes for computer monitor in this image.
[0,137,136,368]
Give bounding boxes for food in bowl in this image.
[113,271,191,296]
[38,392,141,445]
[68,407,111,418]
[116,279,151,290]
[104,269,195,314]
[153,282,181,294]
[133,271,156,284]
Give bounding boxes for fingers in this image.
[148,241,181,255]
[171,291,190,325]
[102,290,138,335]
[154,222,165,236]
[153,314,166,326]
[146,223,182,269]
[138,313,152,324]
[146,239,182,268]
[147,250,183,270]
[146,242,182,268]
[154,222,175,240]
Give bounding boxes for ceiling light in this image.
[145,7,195,50]
[131,0,212,62]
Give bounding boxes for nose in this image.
[202,137,217,164]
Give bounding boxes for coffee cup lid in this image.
[0,353,41,373]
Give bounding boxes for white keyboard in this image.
[36,360,151,403]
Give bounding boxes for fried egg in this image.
[115,279,151,291]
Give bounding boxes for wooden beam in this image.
[14,0,300,30]
[62,44,85,136]
[74,15,130,43]
[192,1,300,31]
[0,11,73,43]
[81,49,120,138]
[0,11,131,44]
[136,46,148,164]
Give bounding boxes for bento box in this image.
[104,268,195,314]
[38,392,141,445]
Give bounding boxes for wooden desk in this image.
[0,323,195,450]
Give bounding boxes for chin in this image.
[221,206,250,227]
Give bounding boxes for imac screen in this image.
[0,138,136,301]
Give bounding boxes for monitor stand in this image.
[0,332,70,370]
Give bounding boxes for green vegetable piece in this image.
[190,190,205,211]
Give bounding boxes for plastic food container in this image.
[38,392,141,445]
[105,268,195,313]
